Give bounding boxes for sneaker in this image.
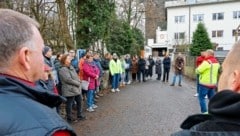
[92,104,98,109]
[111,89,115,93]
[194,93,198,97]
[203,112,208,114]
[86,107,95,112]
[127,81,131,85]
[170,84,174,86]
[116,88,120,92]
[98,93,104,97]
[95,95,100,99]
[178,84,182,87]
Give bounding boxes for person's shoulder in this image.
[173,113,240,135]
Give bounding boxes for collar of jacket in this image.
[209,90,240,119]
[0,75,65,108]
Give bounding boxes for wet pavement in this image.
[72,74,200,136]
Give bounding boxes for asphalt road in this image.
[73,75,200,136]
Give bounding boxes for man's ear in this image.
[231,70,240,92]
[18,47,31,70]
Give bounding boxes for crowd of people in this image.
[39,43,188,125]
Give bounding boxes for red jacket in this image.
[82,61,100,90]
[196,56,205,67]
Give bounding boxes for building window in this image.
[174,32,185,39]
[212,30,223,38]
[193,14,204,22]
[233,11,240,19]
[212,13,224,20]
[175,16,185,23]
[232,29,240,36]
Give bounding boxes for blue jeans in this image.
[112,73,120,89]
[198,84,215,113]
[87,90,94,108]
[171,73,182,85]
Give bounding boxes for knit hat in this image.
[43,46,51,56]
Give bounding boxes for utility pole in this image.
[235,24,240,42]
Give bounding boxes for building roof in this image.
[165,0,239,9]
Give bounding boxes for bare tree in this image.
[2,0,74,51]
[56,0,74,49]
[116,0,145,28]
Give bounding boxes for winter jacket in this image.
[125,58,132,71]
[163,56,171,69]
[148,58,155,68]
[83,61,100,90]
[78,58,85,80]
[36,79,58,95]
[71,57,79,73]
[101,58,110,70]
[155,59,162,74]
[109,59,122,75]
[172,90,240,136]
[0,74,76,136]
[44,56,59,84]
[196,55,205,67]
[94,58,103,77]
[131,59,138,74]
[59,65,81,97]
[138,58,146,71]
[120,59,126,73]
[196,56,220,88]
[174,56,184,74]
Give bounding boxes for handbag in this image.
[81,78,90,90]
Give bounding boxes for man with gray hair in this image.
[0,9,76,135]
[195,49,220,113]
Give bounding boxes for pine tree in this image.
[190,23,213,56]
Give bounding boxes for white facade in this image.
[145,27,169,57]
[166,0,240,50]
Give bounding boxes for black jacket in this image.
[163,57,171,69]
[138,58,146,71]
[101,58,110,70]
[172,90,240,136]
[0,74,76,136]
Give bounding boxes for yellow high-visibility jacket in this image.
[109,59,122,75]
[196,58,220,87]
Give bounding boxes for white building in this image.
[165,0,240,50]
[145,27,169,57]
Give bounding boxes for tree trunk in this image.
[56,0,74,50]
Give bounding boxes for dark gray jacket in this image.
[172,90,240,136]
[155,59,162,74]
[0,74,76,136]
[59,65,81,97]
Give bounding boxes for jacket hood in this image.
[0,75,65,108]
[209,90,240,119]
[205,56,218,63]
